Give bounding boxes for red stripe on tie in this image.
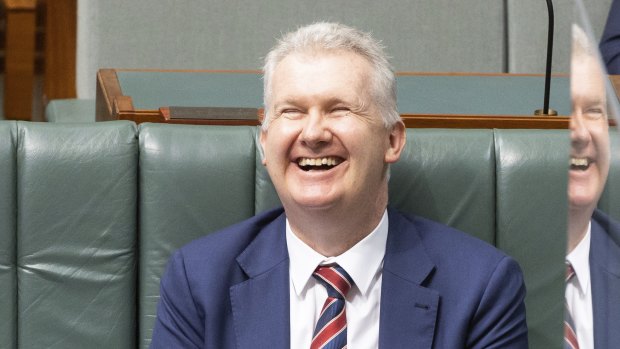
[566,264,575,283]
[315,267,351,297]
[311,309,346,349]
[318,298,338,317]
[564,320,579,349]
[564,262,579,348]
[311,264,352,349]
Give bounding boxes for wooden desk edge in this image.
[401,114,570,129]
[94,69,620,128]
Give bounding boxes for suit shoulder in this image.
[592,209,620,248]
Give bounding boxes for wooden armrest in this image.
[4,0,36,10]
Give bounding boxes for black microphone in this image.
[535,0,558,116]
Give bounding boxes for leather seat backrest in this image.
[15,121,138,348]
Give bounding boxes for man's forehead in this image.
[275,49,371,72]
[275,51,370,80]
[284,47,366,61]
[274,53,367,83]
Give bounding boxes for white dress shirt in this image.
[286,209,388,349]
[566,222,593,349]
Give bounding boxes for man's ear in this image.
[259,128,267,165]
[384,122,406,164]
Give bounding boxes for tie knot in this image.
[313,264,354,299]
[566,263,576,283]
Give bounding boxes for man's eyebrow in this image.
[581,96,607,108]
[273,99,302,109]
[272,96,366,111]
[324,97,367,110]
[323,97,347,105]
[273,101,298,113]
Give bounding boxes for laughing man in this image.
[150,22,528,348]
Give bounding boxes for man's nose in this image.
[570,113,591,148]
[300,112,332,147]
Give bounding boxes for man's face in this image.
[260,50,404,213]
[568,54,610,212]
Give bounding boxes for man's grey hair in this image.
[572,23,613,120]
[572,23,596,59]
[262,22,400,130]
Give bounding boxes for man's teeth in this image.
[570,158,589,167]
[298,157,340,167]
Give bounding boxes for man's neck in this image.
[568,206,595,253]
[285,193,388,257]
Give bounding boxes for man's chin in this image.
[284,193,342,212]
[568,195,598,214]
[292,199,337,211]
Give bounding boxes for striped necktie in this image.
[311,264,354,349]
[564,263,579,349]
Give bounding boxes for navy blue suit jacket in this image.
[150,207,528,348]
[591,209,620,348]
[601,0,620,74]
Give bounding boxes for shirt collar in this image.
[566,221,592,295]
[286,209,389,298]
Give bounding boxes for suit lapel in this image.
[379,209,439,349]
[228,209,441,348]
[590,211,620,348]
[230,213,290,349]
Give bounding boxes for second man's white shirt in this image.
[566,222,593,349]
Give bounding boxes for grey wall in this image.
[77,0,613,99]
[507,0,612,73]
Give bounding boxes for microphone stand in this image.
[535,0,558,116]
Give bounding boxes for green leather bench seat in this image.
[16,122,138,348]
[0,122,17,349]
[390,129,496,243]
[138,124,258,345]
[495,130,569,347]
[137,125,567,348]
[0,120,573,348]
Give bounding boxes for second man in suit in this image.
[567,24,620,349]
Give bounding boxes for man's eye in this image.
[330,107,350,117]
[585,108,605,120]
[280,109,303,119]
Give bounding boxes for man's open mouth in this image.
[570,157,591,171]
[297,156,343,171]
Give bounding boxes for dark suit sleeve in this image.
[150,251,203,349]
[601,0,620,74]
[468,256,528,349]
